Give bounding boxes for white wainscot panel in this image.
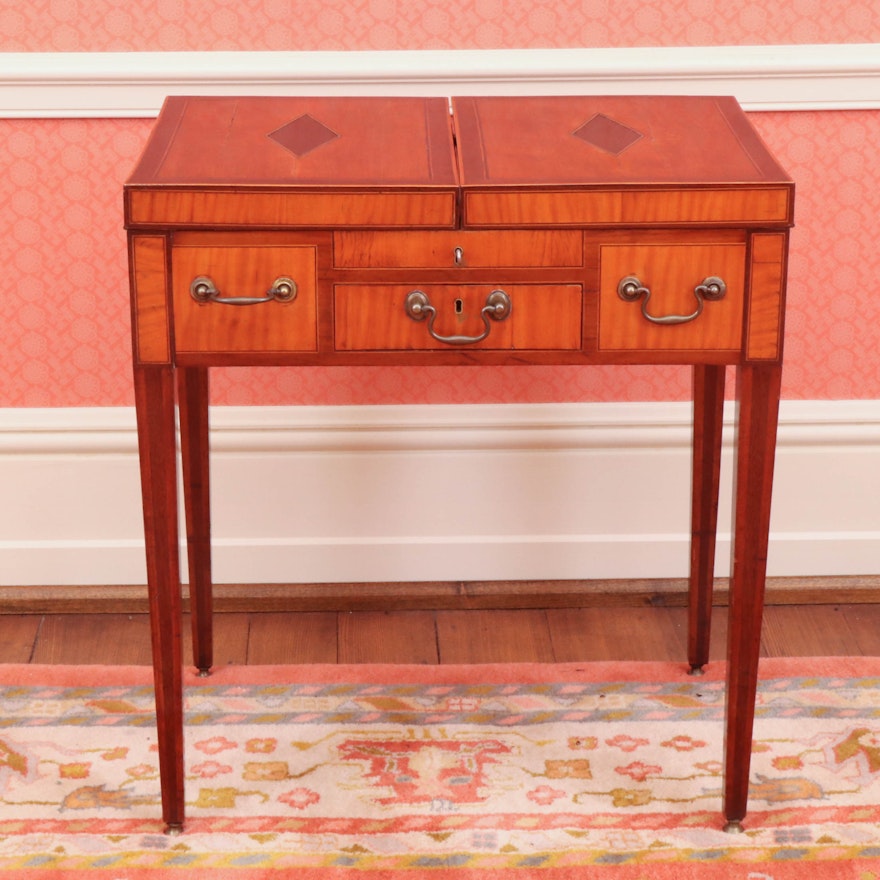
[0,401,877,586]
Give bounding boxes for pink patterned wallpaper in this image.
[1,0,878,50]
[1,1,879,406]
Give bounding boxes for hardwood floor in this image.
[4,603,878,667]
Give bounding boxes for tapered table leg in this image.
[178,366,213,676]
[722,363,782,832]
[688,364,726,674]
[134,364,185,834]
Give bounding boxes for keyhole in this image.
[454,298,464,314]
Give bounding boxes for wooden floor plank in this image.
[14,604,880,667]
[547,606,690,663]
[181,612,251,670]
[435,609,555,663]
[698,606,731,664]
[246,612,338,665]
[0,615,42,664]
[760,605,858,657]
[338,611,438,664]
[836,604,880,657]
[30,614,155,666]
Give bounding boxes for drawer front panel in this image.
[598,243,746,351]
[334,230,583,268]
[172,245,317,354]
[335,284,582,351]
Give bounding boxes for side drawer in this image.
[172,244,317,354]
[598,243,746,351]
[335,284,582,351]
[334,230,583,268]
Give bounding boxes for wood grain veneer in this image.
[125,94,793,834]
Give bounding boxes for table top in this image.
[453,95,791,189]
[127,96,458,190]
[126,95,793,228]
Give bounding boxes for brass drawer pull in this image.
[404,289,511,345]
[190,275,297,306]
[617,275,726,325]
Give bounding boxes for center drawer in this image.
[335,284,582,351]
[334,230,583,268]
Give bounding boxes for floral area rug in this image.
[1,658,880,878]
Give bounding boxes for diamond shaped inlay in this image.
[573,114,643,155]
[268,114,339,157]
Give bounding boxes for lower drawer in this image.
[335,284,582,351]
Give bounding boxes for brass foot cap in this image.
[165,823,184,836]
[723,820,744,834]
[688,665,705,676]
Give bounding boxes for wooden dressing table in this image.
[125,95,793,833]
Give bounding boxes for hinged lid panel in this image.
[452,96,793,227]
[126,96,459,228]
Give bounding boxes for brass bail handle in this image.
[617,275,726,325]
[190,275,297,306]
[405,289,512,345]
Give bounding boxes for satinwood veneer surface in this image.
[124,94,793,835]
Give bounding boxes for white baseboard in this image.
[0,400,878,587]
[1,44,879,117]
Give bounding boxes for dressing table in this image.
[125,94,793,833]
